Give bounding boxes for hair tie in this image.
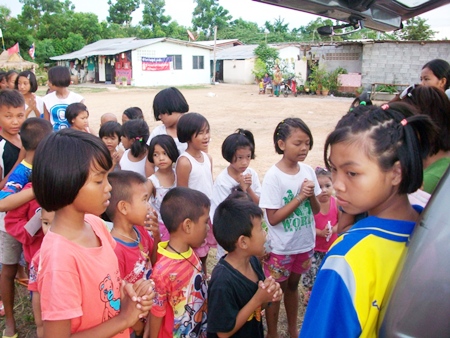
[360,101,366,106]
[381,104,389,110]
[135,137,143,142]
[400,119,408,126]
[27,74,31,80]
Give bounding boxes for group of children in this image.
[0,61,444,338]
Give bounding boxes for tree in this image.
[218,18,264,44]
[18,0,74,30]
[395,17,435,40]
[141,0,171,37]
[294,18,335,42]
[252,42,279,79]
[192,0,232,39]
[107,0,140,26]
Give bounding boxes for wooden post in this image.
[212,26,217,85]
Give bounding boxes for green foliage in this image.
[395,17,435,41]
[376,84,398,93]
[254,43,279,70]
[141,0,171,37]
[192,0,232,39]
[107,0,140,25]
[217,18,264,44]
[252,58,267,81]
[327,67,347,92]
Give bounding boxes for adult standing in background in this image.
[273,65,282,97]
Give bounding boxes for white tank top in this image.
[178,151,213,199]
[119,149,147,177]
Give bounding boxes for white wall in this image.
[223,59,256,84]
[132,42,211,86]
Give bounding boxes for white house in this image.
[51,38,213,86]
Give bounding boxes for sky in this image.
[2,0,450,39]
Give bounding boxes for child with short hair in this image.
[32,129,154,337]
[106,170,159,337]
[122,107,144,124]
[208,197,282,337]
[14,70,44,118]
[300,104,437,337]
[149,187,209,338]
[176,113,215,274]
[147,135,179,241]
[43,65,84,131]
[99,121,123,171]
[66,102,90,133]
[119,119,151,177]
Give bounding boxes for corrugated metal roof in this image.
[195,39,242,46]
[214,44,259,60]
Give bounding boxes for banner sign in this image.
[142,57,172,71]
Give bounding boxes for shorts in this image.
[263,250,313,282]
[0,230,23,265]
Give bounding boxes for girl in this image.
[5,70,18,90]
[259,117,320,338]
[14,70,44,118]
[148,87,189,155]
[176,112,214,274]
[43,66,84,131]
[147,135,179,242]
[301,167,338,303]
[122,107,144,124]
[31,129,154,337]
[301,104,436,337]
[119,119,151,177]
[99,121,123,172]
[420,59,450,93]
[211,129,261,258]
[65,102,90,133]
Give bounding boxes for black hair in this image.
[349,91,372,111]
[315,167,331,179]
[20,118,53,151]
[422,59,450,90]
[148,134,179,164]
[65,102,89,126]
[123,107,144,120]
[0,89,25,109]
[121,119,149,157]
[177,112,210,143]
[6,70,18,83]
[99,121,122,139]
[14,70,38,93]
[0,71,5,82]
[213,198,263,252]
[222,129,255,163]
[48,66,71,87]
[153,87,189,121]
[160,187,210,233]
[273,117,313,154]
[32,129,112,211]
[324,104,437,194]
[105,170,147,221]
[400,85,450,154]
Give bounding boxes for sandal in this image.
[0,300,5,316]
[2,329,18,338]
[15,278,29,287]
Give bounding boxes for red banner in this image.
[142,57,171,71]
[7,42,19,55]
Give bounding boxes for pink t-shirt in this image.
[151,241,207,338]
[38,214,128,337]
[314,196,339,252]
[113,226,154,283]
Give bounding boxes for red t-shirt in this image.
[314,196,339,252]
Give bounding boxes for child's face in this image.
[71,111,89,132]
[17,76,31,94]
[230,147,252,173]
[278,128,311,163]
[152,144,173,169]
[421,67,446,91]
[125,183,151,226]
[189,207,210,248]
[41,210,55,235]
[102,134,120,153]
[190,123,210,152]
[7,73,18,89]
[317,175,333,204]
[122,113,130,124]
[0,105,26,137]
[245,216,267,257]
[329,141,398,216]
[120,135,132,150]
[159,113,179,129]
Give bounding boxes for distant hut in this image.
[0,50,39,70]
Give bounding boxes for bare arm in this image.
[0,147,26,190]
[0,188,35,212]
[175,156,191,187]
[43,105,50,122]
[149,314,163,338]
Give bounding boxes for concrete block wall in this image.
[361,41,450,90]
[311,44,363,73]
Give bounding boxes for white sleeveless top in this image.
[119,149,147,177]
[177,151,213,199]
[148,170,176,223]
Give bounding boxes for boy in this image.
[0,117,52,338]
[150,187,210,338]
[207,196,282,337]
[106,170,159,337]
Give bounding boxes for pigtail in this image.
[121,119,150,158]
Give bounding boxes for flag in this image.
[7,42,19,55]
[29,43,35,59]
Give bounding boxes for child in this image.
[149,187,209,338]
[31,129,154,337]
[119,119,151,177]
[147,135,179,241]
[211,129,261,258]
[14,70,44,118]
[176,112,214,274]
[65,102,90,133]
[122,107,144,124]
[259,79,264,94]
[148,87,189,156]
[100,112,118,126]
[43,65,84,131]
[5,70,18,90]
[208,196,283,337]
[106,170,159,337]
[300,104,436,337]
[99,121,123,171]
[259,117,321,338]
[301,167,338,302]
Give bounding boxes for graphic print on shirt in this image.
[50,103,69,130]
[125,248,152,283]
[99,273,121,322]
[281,189,314,232]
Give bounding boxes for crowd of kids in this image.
[0,58,449,338]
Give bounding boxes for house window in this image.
[168,54,182,70]
[193,56,204,69]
